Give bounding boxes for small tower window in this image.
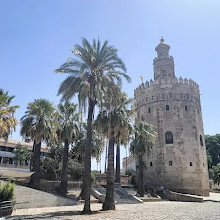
[169,161,173,166]
[185,105,188,111]
[166,105,169,111]
[146,97,148,102]
[190,162,192,166]
[200,135,204,146]
[152,95,154,101]
[150,162,153,167]
[165,131,173,144]
[203,163,205,167]
[148,107,151,113]
[198,110,200,114]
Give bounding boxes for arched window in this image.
[190,162,192,166]
[152,95,154,101]
[185,105,188,111]
[200,135,204,146]
[165,131,173,144]
[148,107,151,113]
[166,105,169,111]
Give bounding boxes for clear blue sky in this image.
[1,0,220,170]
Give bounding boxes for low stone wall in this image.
[165,190,203,202]
[14,184,78,209]
[38,179,82,192]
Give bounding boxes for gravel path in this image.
[10,201,220,220]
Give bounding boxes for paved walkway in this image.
[203,192,220,202]
[10,200,220,220]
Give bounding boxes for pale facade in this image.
[0,138,49,171]
[134,38,209,196]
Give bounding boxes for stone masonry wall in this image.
[134,77,209,196]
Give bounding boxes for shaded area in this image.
[7,210,100,219]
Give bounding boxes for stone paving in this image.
[10,200,220,220]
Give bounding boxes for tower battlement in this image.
[134,77,200,96]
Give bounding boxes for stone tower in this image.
[134,38,209,196]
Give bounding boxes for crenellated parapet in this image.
[134,76,200,97]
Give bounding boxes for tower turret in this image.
[153,37,175,80]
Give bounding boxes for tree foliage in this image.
[212,163,220,185]
[130,121,156,197]
[13,144,31,166]
[20,99,58,144]
[0,89,19,139]
[205,134,220,167]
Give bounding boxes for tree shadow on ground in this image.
[7,210,100,219]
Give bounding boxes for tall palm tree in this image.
[115,94,133,185]
[95,90,133,210]
[57,102,80,195]
[0,89,19,139]
[56,38,130,214]
[20,99,58,189]
[130,121,156,197]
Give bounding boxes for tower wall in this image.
[134,50,209,196]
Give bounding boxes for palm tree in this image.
[115,94,133,185]
[0,89,19,139]
[95,90,133,210]
[212,163,220,185]
[20,99,58,189]
[56,38,130,214]
[57,102,80,195]
[130,121,156,197]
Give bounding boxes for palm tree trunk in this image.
[82,98,95,214]
[59,140,69,196]
[137,154,145,197]
[102,137,115,210]
[115,144,121,184]
[29,140,41,189]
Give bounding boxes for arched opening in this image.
[185,105,188,111]
[166,105,169,111]
[165,131,173,144]
[190,162,192,166]
[200,135,204,146]
[148,107,151,113]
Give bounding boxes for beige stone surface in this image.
[11,201,220,220]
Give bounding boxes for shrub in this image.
[0,182,15,203]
